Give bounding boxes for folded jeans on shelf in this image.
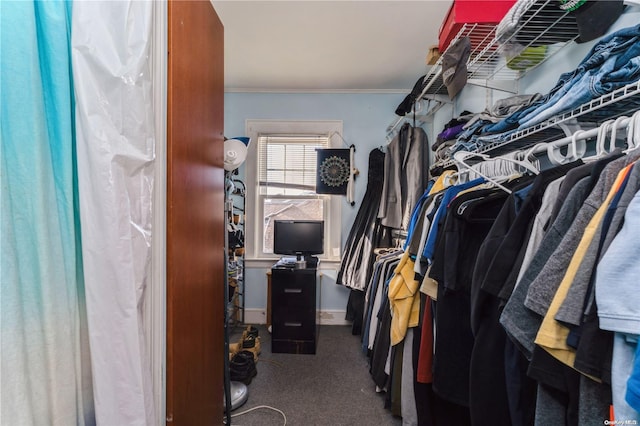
[435,140,456,161]
[517,48,640,129]
[483,24,640,135]
[435,25,640,166]
[449,138,481,156]
[459,119,491,141]
[492,93,543,117]
[462,93,544,133]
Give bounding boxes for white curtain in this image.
[1,1,95,424]
[1,1,158,425]
[72,1,157,425]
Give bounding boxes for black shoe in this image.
[230,350,257,385]
[242,325,259,340]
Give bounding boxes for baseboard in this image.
[316,309,350,325]
[242,309,268,325]
[243,309,350,326]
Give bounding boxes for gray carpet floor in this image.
[227,324,402,426]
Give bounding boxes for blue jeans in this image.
[447,120,491,154]
[481,68,576,134]
[483,24,640,134]
[518,48,640,129]
[448,126,523,156]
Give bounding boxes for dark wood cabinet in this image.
[270,267,317,354]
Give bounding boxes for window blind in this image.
[257,135,329,195]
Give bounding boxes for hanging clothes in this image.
[499,153,624,361]
[338,148,388,290]
[388,252,421,346]
[375,145,640,425]
[362,250,403,354]
[337,148,392,334]
[378,123,430,230]
[467,161,584,426]
[430,184,525,413]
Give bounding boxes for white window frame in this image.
[245,120,343,265]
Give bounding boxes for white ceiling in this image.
[211,0,453,93]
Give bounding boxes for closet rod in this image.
[386,98,445,136]
[529,116,634,155]
[386,116,404,134]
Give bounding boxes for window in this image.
[259,135,328,254]
[245,120,342,262]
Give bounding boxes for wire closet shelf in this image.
[387,0,579,136]
[435,80,640,169]
[417,0,578,100]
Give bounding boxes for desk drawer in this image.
[272,308,316,340]
[272,338,316,354]
[272,283,315,308]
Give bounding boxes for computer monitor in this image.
[273,220,324,260]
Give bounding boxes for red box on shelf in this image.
[439,0,516,52]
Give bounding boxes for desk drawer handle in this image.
[284,288,302,294]
[284,322,302,327]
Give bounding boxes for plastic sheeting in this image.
[72,1,157,425]
[1,1,95,424]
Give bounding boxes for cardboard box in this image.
[426,46,440,65]
[439,0,516,52]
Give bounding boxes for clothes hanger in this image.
[547,129,587,164]
[384,132,395,144]
[498,150,540,175]
[444,172,460,188]
[634,110,640,151]
[606,116,628,154]
[581,120,614,162]
[595,120,613,157]
[596,116,627,156]
[524,142,550,164]
[464,149,539,181]
[443,169,463,187]
[453,151,512,194]
[624,110,640,154]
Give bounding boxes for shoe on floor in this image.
[241,335,261,361]
[242,325,259,340]
[228,342,241,360]
[229,350,257,385]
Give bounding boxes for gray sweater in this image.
[500,154,632,359]
[555,163,640,326]
[524,155,631,316]
[500,176,592,359]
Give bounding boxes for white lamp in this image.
[224,137,250,172]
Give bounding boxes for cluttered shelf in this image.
[433,79,640,170]
[419,0,577,98]
[227,177,246,327]
[387,0,579,138]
